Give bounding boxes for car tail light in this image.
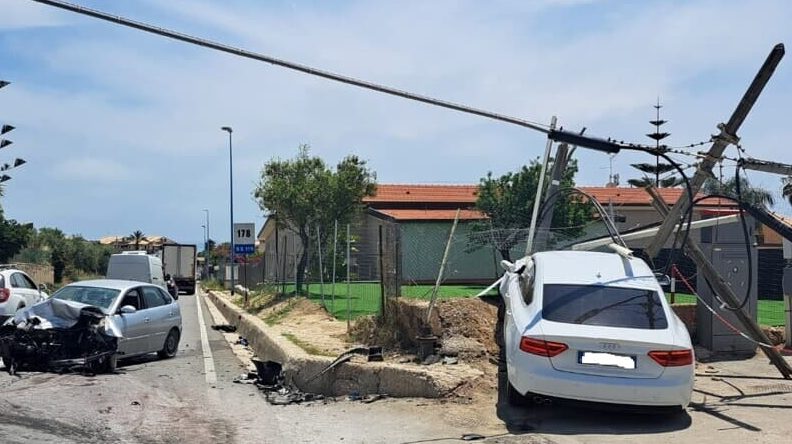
[648,349,693,367]
[0,288,10,303]
[519,336,568,357]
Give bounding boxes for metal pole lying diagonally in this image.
[644,43,785,258]
[639,44,790,379]
[645,187,792,379]
[525,117,557,255]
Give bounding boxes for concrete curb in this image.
[204,290,482,398]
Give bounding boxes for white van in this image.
[106,251,166,288]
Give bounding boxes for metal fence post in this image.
[346,223,351,332]
[378,224,385,318]
[332,220,338,315]
[317,224,325,307]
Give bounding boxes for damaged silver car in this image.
[0,280,182,374]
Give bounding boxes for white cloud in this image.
[52,157,134,182]
[0,0,68,29]
[2,0,792,242]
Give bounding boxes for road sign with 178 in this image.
[233,222,255,255]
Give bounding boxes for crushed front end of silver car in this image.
[0,298,120,375]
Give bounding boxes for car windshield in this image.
[52,285,121,311]
[542,284,668,329]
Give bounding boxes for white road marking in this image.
[196,290,217,384]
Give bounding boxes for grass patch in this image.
[281,333,336,357]
[202,279,225,292]
[296,282,496,320]
[264,304,295,326]
[669,292,785,327]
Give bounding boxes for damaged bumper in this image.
[0,299,119,374]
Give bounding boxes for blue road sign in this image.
[235,244,255,255]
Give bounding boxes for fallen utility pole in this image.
[644,43,785,258]
[738,157,792,176]
[645,186,792,379]
[426,209,461,324]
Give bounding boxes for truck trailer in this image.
[161,244,197,295]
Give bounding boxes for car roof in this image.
[532,250,657,287]
[0,266,28,274]
[62,279,156,291]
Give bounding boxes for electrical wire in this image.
[620,146,696,276]
[536,187,627,249]
[31,0,552,134]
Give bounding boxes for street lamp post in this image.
[221,126,235,295]
[203,208,210,279]
[201,224,207,279]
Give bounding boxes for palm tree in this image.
[128,230,146,250]
[702,176,774,208]
[783,176,792,206]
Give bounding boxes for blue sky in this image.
[1,0,791,248]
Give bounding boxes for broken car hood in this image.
[9,298,122,338]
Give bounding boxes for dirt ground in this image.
[217,292,510,433]
[239,293,504,407]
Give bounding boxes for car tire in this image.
[495,299,507,372]
[506,378,529,406]
[91,354,116,374]
[102,354,118,373]
[157,328,180,359]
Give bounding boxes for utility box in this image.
[697,217,758,355]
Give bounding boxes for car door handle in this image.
[144,318,151,323]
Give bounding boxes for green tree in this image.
[474,158,590,261]
[627,163,684,188]
[37,228,72,282]
[254,145,376,293]
[702,175,774,208]
[0,212,34,263]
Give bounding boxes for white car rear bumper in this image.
[508,355,693,407]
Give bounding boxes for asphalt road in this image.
[3,288,792,444]
[0,289,485,444]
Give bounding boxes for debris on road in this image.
[234,357,390,406]
[233,358,326,405]
[0,298,119,375]
[236,336,249,347]
[211,324,237,333]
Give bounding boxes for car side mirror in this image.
[39,283,49,292]
[119,305,137,314]
[654,273,671,286]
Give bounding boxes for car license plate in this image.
[579,351,636,369]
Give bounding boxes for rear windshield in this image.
[542,284,668,329]
[107,261,149,282]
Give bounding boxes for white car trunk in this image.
[538,321,679,379]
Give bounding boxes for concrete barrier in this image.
[204,291,481,398]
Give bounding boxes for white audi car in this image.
[500,250,694,410]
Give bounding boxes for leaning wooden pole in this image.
[646,187,792,379]
[645,43,785,258]
[426,209,461,324]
